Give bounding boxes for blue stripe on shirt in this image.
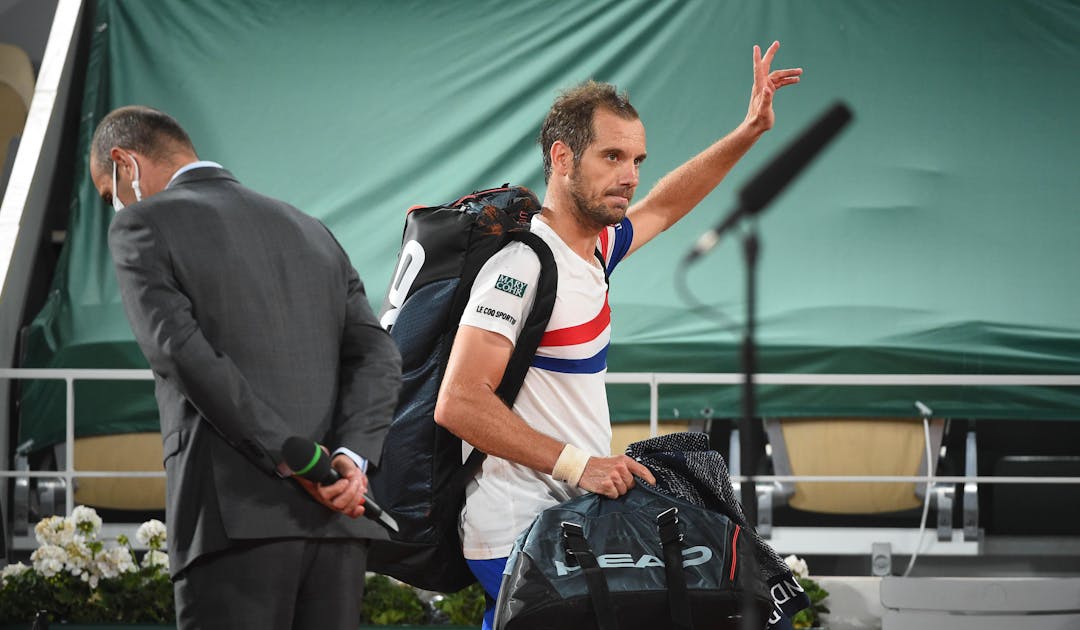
[530,345,608,374]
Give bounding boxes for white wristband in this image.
[552,443,590,488]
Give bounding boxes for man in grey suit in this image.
[92,105,402,629]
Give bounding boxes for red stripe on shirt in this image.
[539,295,610,347]
[598,228,610,266]
[730,524,741,583]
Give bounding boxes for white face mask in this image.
[111,154,143,212]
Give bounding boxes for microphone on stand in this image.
[684,101,853,263]
[282,436,399,532]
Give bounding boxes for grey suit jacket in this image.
[108,167,402,576]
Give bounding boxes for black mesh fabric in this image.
[625,432,809,623]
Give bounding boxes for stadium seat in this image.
[971,419,1080,536]
[0,42,35,175]
[610,420,691,455]
[751,414,955,539]
[72,432,165,510]
[764,417,945,514]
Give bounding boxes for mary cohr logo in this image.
[495,274,528,297]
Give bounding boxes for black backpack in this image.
[368,185,558,593]
[493,483,776,630]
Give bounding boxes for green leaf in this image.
[360,574,426,625]
[434,583,486,625]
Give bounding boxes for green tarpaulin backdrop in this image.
[19,0,1080,449]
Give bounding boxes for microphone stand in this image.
[740,224,760,529]
[686,102,852,630]
[738,222,764,630]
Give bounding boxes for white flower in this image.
[34,515,75,547]
[141,549,170,572]
[784,554,809,579]
[31,544,68,578]
[61,539,93,578]
[0,562,30,585]
[95,545,137,580]
[70,505,103,539]
[135,519,167,549]
[24,511,170,598]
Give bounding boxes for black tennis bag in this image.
[367,185,557,593]
[494,483,775,630]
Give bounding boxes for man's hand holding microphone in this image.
[283,436,398,532]
[293,448,368,518]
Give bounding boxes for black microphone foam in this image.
[283,436,339,485]
[738,101,853,217]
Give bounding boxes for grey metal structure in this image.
[881,577,1080,629]
[0,0,84,560]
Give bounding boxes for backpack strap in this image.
[657,507,694,629]
[594,249,610,286]
[497,230,557,402]
[561,521,618,630]
[449,230,558,493]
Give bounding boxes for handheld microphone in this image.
[684,101,853,263]
[282,436,399,532]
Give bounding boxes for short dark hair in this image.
[537,80,639,183]
[90,105,195,170]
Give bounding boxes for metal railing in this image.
[0,368,162,516]
[2,367,1079,520]
[605,371,1080,486]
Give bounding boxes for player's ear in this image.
[551,140,574,178]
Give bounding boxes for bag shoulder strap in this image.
[562,521,618,630]
[657,507,694,630]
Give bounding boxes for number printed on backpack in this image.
[381,239,426,330]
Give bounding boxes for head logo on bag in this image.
[554,545,714,577]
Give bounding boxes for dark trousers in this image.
[174,538,368,630]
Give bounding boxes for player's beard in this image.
[568,165,632,230]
